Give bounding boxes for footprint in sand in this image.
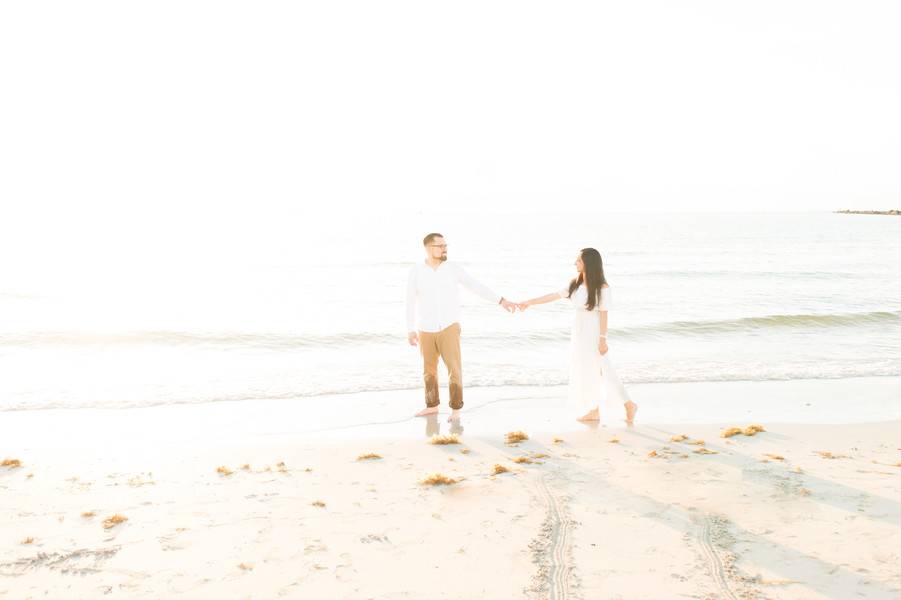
[360,534,389,544]
[159,530,190,552]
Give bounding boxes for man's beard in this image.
[439,254,448,261]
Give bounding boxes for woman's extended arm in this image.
[518,292,563,311]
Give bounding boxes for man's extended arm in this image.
[457,265,516,312]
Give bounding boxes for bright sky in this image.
[2,1,899,266]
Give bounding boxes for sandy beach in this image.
[3,379,900,599]
[5,0,901,596]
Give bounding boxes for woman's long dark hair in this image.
[567,248,607,310]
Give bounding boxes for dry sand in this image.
[3,415,901,599]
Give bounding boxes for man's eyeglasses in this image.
[429,244,448,249]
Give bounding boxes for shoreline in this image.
[3,376,900,451]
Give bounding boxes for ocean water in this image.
[1,211,900,411]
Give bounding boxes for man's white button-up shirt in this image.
[406,261,500,333]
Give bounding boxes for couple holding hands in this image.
[405,233,638,425]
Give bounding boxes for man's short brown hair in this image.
[423,233,444,246]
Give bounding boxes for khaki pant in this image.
[419,322,463,409]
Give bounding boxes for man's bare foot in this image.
[576,408,600,422]
[415,406,439,417]
[447,409,461,422]
[625,401,638,425]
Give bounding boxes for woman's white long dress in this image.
[559,284,631,419]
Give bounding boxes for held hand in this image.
[516,301,530,312]
[598,338,608,355]
[500,298,517,313]
[408,331,419,346]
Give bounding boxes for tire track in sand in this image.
[534,471,573,600]
[695,514,739,600]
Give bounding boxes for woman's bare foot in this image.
[447,409,461,422]
[415,406,439,417]
[625,401,638,425]
[577,408,600,422]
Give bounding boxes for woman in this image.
[518,248,638,424]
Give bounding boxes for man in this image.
[406,233,516,421]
